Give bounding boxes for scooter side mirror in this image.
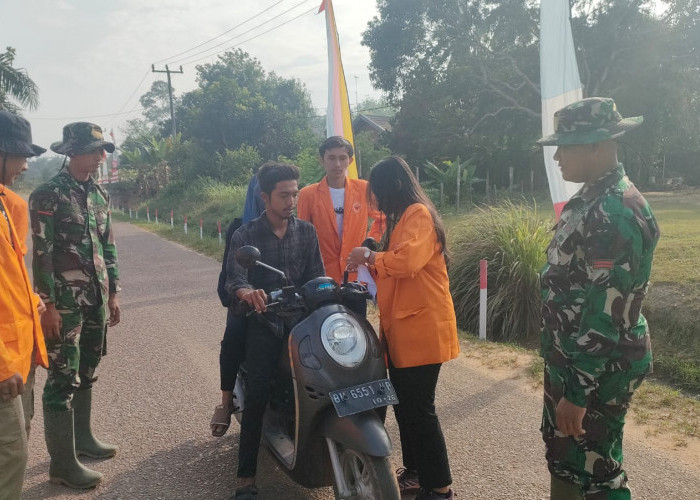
[235,246,261,269]
[362,237,378,251]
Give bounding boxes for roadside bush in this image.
[449,202,552,342]
[131,178,247,236]
[215,144,262,185]
[291,146,324,187]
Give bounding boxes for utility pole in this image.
[151,64,183,138]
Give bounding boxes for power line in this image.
[111,69,152,116]
[104,69,154,131]
[56,2,317,138]
[30,105,145,121]
[48,1,330,138]
[166,0,316,66]
[177,5,318,67]
[152,0,289,65]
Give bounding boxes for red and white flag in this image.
[540,0,583,218]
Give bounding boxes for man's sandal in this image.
[210,397,242,437]
[210,405,233,437]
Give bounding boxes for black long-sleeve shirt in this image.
[225,212,325,303]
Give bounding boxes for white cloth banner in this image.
[540,0,584,217]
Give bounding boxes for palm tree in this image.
[421,156,485,209]
[121,136,176,197]
[0,47,39,113]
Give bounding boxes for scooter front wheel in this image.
[334,446,400,500]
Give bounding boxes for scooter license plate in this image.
[329,379,398,418]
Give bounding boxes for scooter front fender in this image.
[317,410,392,457]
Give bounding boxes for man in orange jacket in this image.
[0,111,49,500]
[297,136,384,284]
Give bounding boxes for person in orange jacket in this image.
[297,136,384,284]
[347,156,459,500]
[0,111,49,500]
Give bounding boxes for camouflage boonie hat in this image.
[537,97,643,146]
[50,122,115,155]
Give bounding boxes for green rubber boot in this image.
[550,474,584,500]
[44,409,103,489]
[73,388,118,459]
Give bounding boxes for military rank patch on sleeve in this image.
[592,260,614,269]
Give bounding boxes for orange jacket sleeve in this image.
[374,205,436,279]
[296,187,312,222]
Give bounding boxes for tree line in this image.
[7,0,700,204]
[363,0,700,190]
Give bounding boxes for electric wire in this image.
[176,5,318,67]
[152,0,289,65]
[165,0,316,66]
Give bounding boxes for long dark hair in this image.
[368,156,449,263]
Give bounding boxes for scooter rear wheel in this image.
[335,446,400,500]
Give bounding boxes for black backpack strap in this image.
[217,217,243,307]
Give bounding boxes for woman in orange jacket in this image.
[347,156,459,500]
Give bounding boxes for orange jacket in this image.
[373,203,459,368]
[297,177,384,283]
[0,187,48,383]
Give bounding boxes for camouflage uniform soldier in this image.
[29,122,121,490]
[537,98,659,500]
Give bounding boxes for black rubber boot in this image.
[73,388,118,459]
[44,409,103,489]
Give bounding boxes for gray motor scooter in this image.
[233,246,400,500]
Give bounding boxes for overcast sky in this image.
[1,0,382,150]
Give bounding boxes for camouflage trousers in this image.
[541,362,646,500]
[43,304,106,412]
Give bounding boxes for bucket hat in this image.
[0,110,46,157]
[537,97,643,146]
[50,122,115,155]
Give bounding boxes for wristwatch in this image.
[363,249,372,263]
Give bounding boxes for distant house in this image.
[352,113,393,140]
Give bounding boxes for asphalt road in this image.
[21,221,700,499]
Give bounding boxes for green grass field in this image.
[640,191,700,393]
[647,191,700,288]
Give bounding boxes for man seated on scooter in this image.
[225,162,325,500]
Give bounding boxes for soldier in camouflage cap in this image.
[29,122,120,489]
[50,122,115,156]
[537,98,659,499]
[537,97,643,146]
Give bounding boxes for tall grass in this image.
[449,202,552,342]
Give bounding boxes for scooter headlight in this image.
[320,313,367,368]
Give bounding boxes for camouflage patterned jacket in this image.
[29,171,120,308]
[540,164,659,407]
